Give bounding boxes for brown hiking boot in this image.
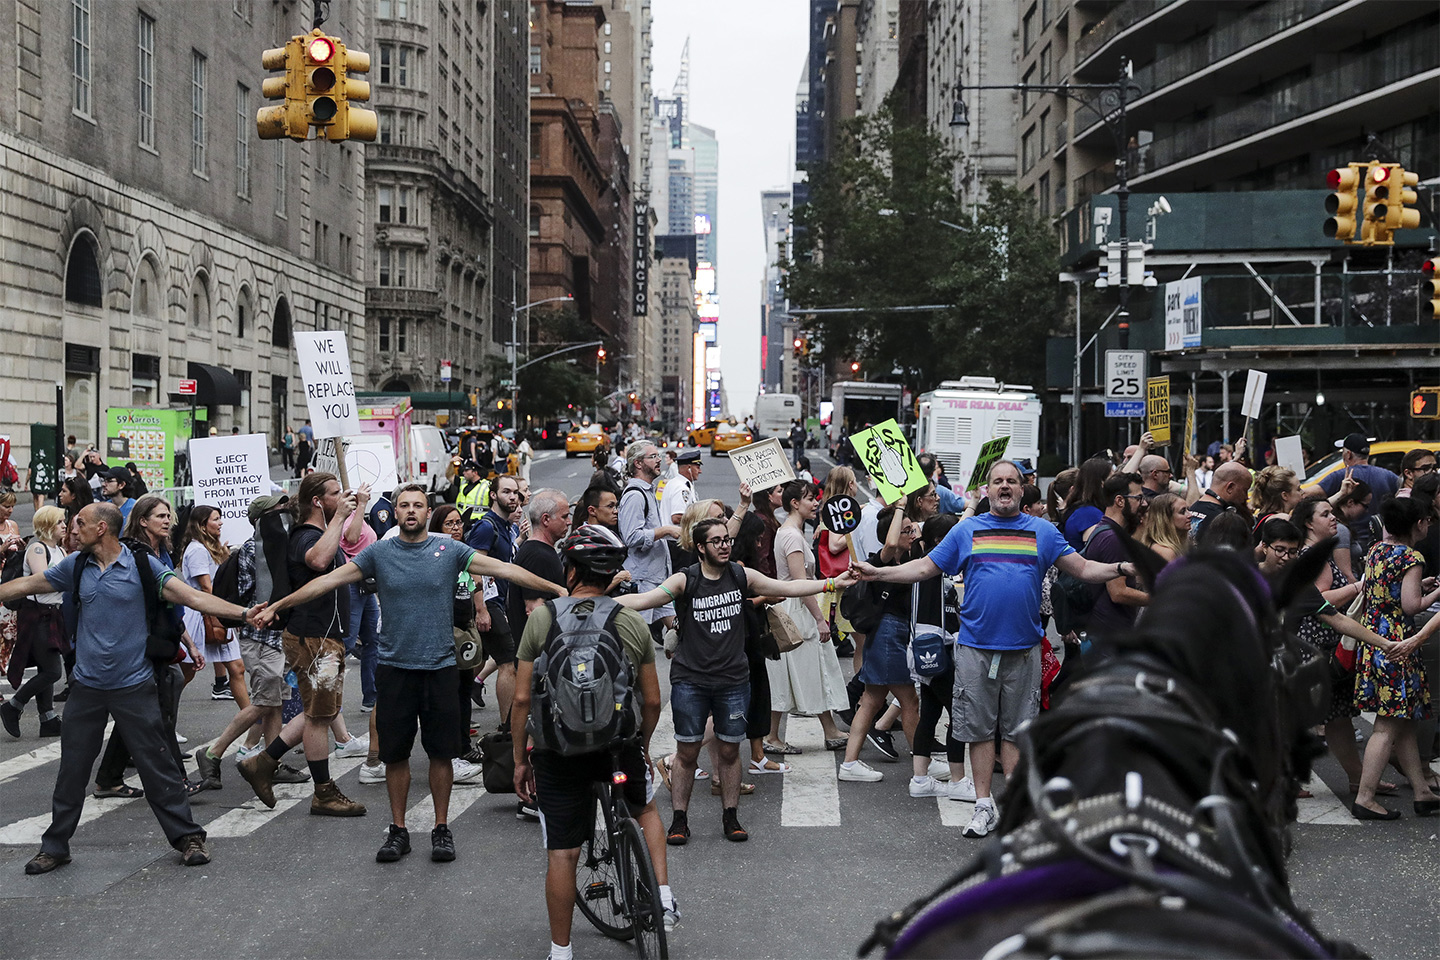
[237,752,280,808]
[310,780,366,817]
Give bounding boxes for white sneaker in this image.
[452,758,484,784]
[908,775,949,798]
[235,742,263,762]
[963,800,999,838]
[838,760,884,782]
[662,897,681,932]
[335,735,370,758]
[175,731,188,744]
[926,758,952,782]
[947,776,978,802]
[358,761,386,784]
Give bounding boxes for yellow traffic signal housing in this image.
[330,44,377,143]
[1411,387,1440,420]
[1362,163,1392,244]
[1324,164,1365,241]
[1423,259,1439,319]
[302,32,341,129]
[256,39,305,140]
[1383,167,1421,235]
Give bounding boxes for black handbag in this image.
[479,729,516,794]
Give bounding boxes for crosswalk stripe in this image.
[936,796,972,827]
[780,716,841,827]
[0,721,114,785]
[651,701,676,759]
[203,754,367,838]
[404,783,488,834]
[1296,775,1359,826]
[0,792,140,845]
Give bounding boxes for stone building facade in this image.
[0,0,366,468]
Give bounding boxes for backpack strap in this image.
[620,483,653,525]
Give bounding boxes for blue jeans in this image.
[347,583,380,705]
[670,680,751,744]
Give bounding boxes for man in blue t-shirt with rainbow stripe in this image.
[852,460,1137,838]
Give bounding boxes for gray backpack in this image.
[528,597,639,756]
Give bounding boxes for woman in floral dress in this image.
[1352,497,1440,819]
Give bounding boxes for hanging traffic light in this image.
[256,38,304,140]
[1381,166,1421,237]
[792,337,803,354]
[302,32,340,130]
[1412,387,1440,420]
[1423,259,1439,319]
[329,39,377,142]
[850,361,860,373]
[1323,164,1366,242]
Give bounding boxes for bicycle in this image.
[574,751,668,959]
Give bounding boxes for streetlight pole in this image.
[508,283,574,431]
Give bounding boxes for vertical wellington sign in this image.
[633,201,650,316]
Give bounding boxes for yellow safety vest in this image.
[456,478,486,518]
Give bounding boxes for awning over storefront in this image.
[186,361,242,406]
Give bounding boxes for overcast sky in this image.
[650,1,810,417]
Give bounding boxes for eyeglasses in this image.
[442,518,464,528]
[1122,493,1146,502]
[1267,544,1299,559]
[643,453,662,461]
[1413,463,1436,474]
[703,536,734,547]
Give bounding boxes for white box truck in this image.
[827,381,903,459]
[915,377,1041,486]
[753,392,804,440]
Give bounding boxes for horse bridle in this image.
[863,657,1338,959]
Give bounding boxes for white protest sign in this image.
[726,437,795,491]
[1274,435,1306,481]
[1240,369,1268,420]
[190,434,271,546]
[312,436,401,495]
[295,332,360,440]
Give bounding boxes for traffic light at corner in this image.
[1323,164,1365,241]
[1423,259,1439,319]
[1411,386,1440,420]
[257,29,377,143]
[1328,162,1421,246]
[792,336,809,357]
[597,347,607,362]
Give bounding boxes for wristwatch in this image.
[1116,562,1124,578]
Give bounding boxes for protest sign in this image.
[966,436,1011,493]
[1241,370,1268,419]
[1146,376,1171,446]
[312,437,401,495]
[726,437,795,491]
[1182,388,1196,463]
[848,419,927,502]
[190,434,270,546]
[1274,435,1306,481]
[295,332,361,441]
[821,495,861,535]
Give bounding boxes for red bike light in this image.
[612,771,628,785]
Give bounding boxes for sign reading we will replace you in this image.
[190,434,270,546]
[295,332,361,440]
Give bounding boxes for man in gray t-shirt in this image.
[256,484,566,864]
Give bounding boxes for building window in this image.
[380,45,409,86]
[1021,126,1035,172]
[233,0,251,22]
[603,60,611,74]
[603,22,612,35]
[189,271,211,328]
[604,78,611,91]
[1038,173,1051,219]
[529,205,541,237]
[603,41,612,54]
[236,289,250,338]
[1021,64,1035,114]
[1040,44,1052,85]
[379,317,390,351]
[65,233,103,307]
[397,47,409,86]
[133,255,161,318]
[1039,108,1049,155]
[1022,4,1036,53]
[272,298,291,348]
[192,52,207,175]
[137,14,155,148]
[378,0,408,19]
[379,45,392,84]
[72,0,92,117]
[397,319,408,352]
[235,84,251,198]
[275,141,287,216]
[529,45,542,73]
[397,186,411,224]
[132,353,160,405]
[378,185,392,222]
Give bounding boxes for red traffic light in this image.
[850,361,860,372]
[1412,388,1440,419]
[1423,259,1435,276]
[308,36,335,62]
[1416,394,1430,416]
[793,338,803,349]
[1371,165,1389,183]
[597,347,606,360]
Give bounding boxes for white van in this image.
[410,424,450,497]
[754,393,804,440]
[915,377,1041,489]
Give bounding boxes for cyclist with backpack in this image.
[0,502,262,875]
[253,483,567,864]
[613,517,858,845]
[510,524,673,959]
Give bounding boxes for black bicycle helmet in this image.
[560,523,629,576]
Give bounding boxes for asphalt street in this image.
[0,447,1435,958]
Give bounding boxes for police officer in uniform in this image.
[455,460,487,526]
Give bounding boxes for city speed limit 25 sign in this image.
[1104,350,1146,400]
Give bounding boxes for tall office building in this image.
[760,189,792,394]
[0,0,367,465]
[855,0,900,118]
[689,122,719,274]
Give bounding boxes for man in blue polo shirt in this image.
[852,460,1137,838]
[465,473,522,724]
[0,502,258,875]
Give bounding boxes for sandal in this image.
[762,739,803,756]
[711,780,756,796]
[93,784,144,799]
[824,737,848,751]
[694,768,710,781]
[749,758,791,775]
[1349,780,1400,796]
[654,757,673,791]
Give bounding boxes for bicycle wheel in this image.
[575,784,633,940]
[617,817,668,960]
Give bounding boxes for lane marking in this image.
[403,783,488,834]
[937,795,972,827]
[781,716,841,827]
[0,721,114,785]
[1295,775,1360,826]
[0,791,140,845]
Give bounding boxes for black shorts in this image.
[375,664,465,764]
[481,602,516,665]
[531,742,653,851]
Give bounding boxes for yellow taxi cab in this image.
[710,422,754,456]
[565,423,609,458]
[687,419,725,447]
[1305,440,1435,487]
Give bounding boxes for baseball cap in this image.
[1015,458,1038,478]
[1335,433,1374,456]
[99,466,133,485]
[247,494,290,524]
[461,459,481,473]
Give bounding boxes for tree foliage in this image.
[487,305,602,420]
[782,101,1062,390]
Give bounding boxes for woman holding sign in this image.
[765,480,849,754]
